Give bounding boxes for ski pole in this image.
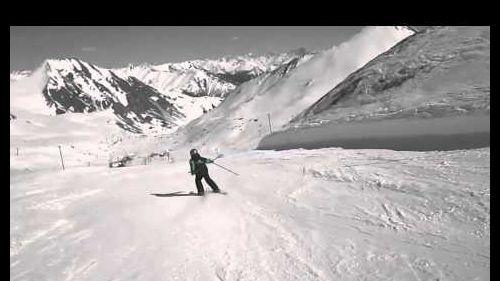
[212,162,239,176]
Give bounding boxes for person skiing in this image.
[189,149,220,195]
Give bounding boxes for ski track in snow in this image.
[10,148,489,281]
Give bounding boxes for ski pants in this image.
[195,174,219,193]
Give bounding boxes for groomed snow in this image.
[10,147,489,281]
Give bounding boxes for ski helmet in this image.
[190,149,198,156]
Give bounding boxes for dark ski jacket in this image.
[189,154,213,175]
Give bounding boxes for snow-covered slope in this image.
[258,26,490,151]
[294,26,490,125]
[170,26,414,153]
[10,147,490,280]
[10,109,118,174]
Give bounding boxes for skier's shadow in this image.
[150,191,199,197]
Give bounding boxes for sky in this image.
[10,26,364,72]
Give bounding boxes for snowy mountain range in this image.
[114,49,307,98]
[10,51,305,134]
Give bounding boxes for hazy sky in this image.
[10,26,365,72]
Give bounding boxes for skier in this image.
[189,149,220,195]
